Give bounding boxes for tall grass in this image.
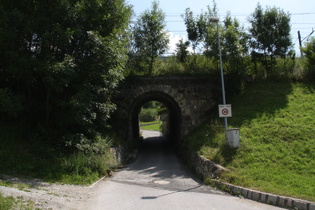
[184,81,315,202]
[0,123,119,185]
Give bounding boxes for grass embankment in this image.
[140,120,162,131]
[184,81,315,202]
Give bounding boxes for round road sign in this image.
[222,108,229,116]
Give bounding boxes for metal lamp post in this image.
[210,17,228,130]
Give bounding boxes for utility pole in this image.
[298,29,315,57]
[298,31,303,57]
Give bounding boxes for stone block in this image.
[266,194,278,206]
[293,200,308,210]
[231,186,242,196]
[162,85,171,94]
[278,197,287,208]
[260,193,267,203]
[309,203,315,210]
[175,93,184,101]
[252,191,261,201]
[241,189,249,198]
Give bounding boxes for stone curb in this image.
[184,151,315,210]
[210,179,315,210]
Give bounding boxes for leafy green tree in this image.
[221,13,249,73]
[182,8,204,53]
[131,1,169,75]
[248,4,292,77]
[302,36,315,80]
[0,0,132,149]
[175,38,190,63]
[182,4,218,54]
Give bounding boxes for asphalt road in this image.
[81,130,283,210]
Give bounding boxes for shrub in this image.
[0,88,24,120]
[302,37,315,80]
[274,57,295,79]
[140,108,157,122]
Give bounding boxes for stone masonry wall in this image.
[113,76,220,141]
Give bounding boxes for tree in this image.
[248,4,292,77]
[0,0,132,148]
[302,36,315,80]
[221,13,249,73]
[175,38,190,63]
[182,4,217,54]
[182,8,203,53]
[131,1,169,75]
[199,7,248,71]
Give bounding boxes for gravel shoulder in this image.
[0,174,103,209]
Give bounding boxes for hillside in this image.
[184,81,315,202]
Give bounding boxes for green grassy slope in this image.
[140,120,162,131]
[184,81,315,202]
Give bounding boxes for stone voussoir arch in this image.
[112,76,219,145]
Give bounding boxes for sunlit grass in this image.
[140,120,162,131]
[0,193,35,210]
[185,81,315,202]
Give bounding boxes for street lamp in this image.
[210,17,228,130]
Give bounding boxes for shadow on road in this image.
[111,131,223,195]
[131,135,195,180]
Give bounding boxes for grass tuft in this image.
[0,193,35,210]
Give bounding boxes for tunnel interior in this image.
[129,91,181,145]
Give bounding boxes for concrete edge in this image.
[210,179,315,210]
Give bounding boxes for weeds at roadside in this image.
[0,124,120,185]
[0,193,35,210]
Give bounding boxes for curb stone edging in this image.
[184,149,315,210]
[210,179,315,210]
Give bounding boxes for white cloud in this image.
[166,32,193,55]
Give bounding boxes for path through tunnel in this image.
[129,91,181,146]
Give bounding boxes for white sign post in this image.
[219,104,232,118]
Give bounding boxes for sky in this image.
[127,0,315,56]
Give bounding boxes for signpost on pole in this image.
[219,104,232,118]
[211,17,239,148]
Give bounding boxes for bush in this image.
[140,108,157,122]
[274,57,295,79]
[0,123,119,185]
[0,88,24,120]
[302,37,315,81]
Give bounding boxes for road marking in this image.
[154,180,170,185]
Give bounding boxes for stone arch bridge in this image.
[112,76,220,145]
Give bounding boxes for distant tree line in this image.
[127,1,315,83]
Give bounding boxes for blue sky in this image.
[127,0,315,56]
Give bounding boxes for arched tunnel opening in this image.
[129,91,181,146]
